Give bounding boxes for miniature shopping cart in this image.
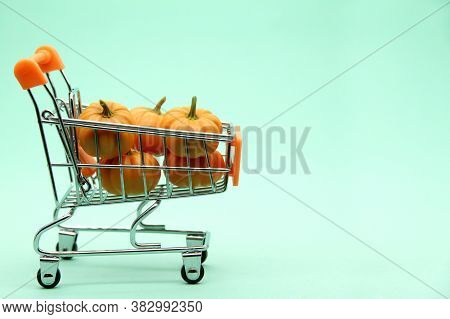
[14,45,242,288]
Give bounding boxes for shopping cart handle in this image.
[230,125,242,186]
[14,45,64,90]
[32,45,64,73]
[14,58,47,90]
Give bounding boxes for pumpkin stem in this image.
[153,96,166,114]
[187,96,198,120]
[99,100,113,118]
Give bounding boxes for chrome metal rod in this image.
[203,140,216,193]
[94,129,104,202]
[42,116,233,141]
[60,70,72,92]
[162,136,172,198]
[130,200,161,248]
[184,138,194,195]
[116,131,126,200]
[52,163,229,172]
[58,225,205,236]
[137,134,148,198]
[43,85,81,180]
[46,73,57,98]
[34,208,75,255]
[38,246,207,258]
[28,90,58,203]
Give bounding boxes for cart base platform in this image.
[34,199,210,288]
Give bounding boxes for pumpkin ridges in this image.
[104,159,118,195]
[131,107,148,122]
[160,97,222,158]
[130,98,166,155]
[165,107,221,132]
[100,151,161,195]
[99,157,112,192]
[109,108,133,124]
[78,100,134,159]
[166,151,226,188]
[164,118,220,158]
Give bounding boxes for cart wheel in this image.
[37,269,61,289]
[181,265,204,284]
[56,243,78,260]
[201,250,208,263]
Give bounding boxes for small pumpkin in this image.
[161,96,222,158]
[100,150,161,195]
[131,96,166,155]
[166,150,226,188]
[78,145,97,178]
[77,100,134,159]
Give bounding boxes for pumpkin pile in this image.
[77,96,225,195]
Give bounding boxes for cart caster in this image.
[201,250,208,263]
[37,256,61,289]
[181,265,204,284]
[181,251,204,284]
[57,230,78,260]
[186,233,209,264]
[37,269,61,289]
[56,243,78,260]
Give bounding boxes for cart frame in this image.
[14,46,242,288]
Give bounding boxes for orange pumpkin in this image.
[77,100,134,159]
[78,145,97,178]
[100,151,161,195]
[166,150,226,188]
[131,96,166,155]
[161,96,222,158]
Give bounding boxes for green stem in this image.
[153,96,166,114]
[99,100,113,117]
[187,96,198,120]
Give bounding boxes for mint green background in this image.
[1,0,450,298]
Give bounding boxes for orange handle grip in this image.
[229,125,242,186]
[33,45,64,73]
[14,45,64,90]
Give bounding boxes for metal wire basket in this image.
[14,45,242,288]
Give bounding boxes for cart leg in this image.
[130,201,163,248]
[181,252,204,284]
[37,256,61,289]
[56,230,78,260]
[186,232,209,263]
